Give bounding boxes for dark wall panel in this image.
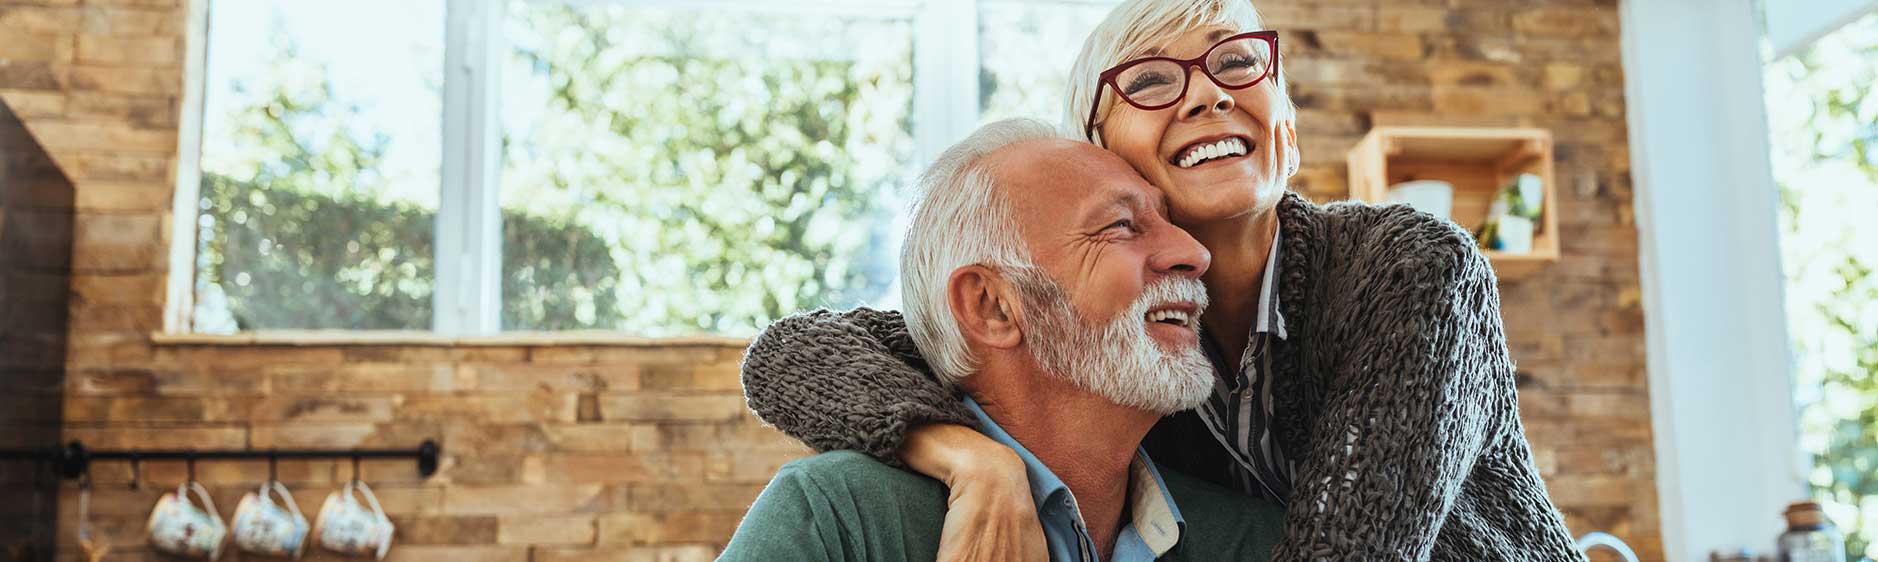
[0,98,72,562]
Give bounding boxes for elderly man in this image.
[721,119,1284,562]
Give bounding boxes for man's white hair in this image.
[901,118,1063,385]
[1062,0,1281,145]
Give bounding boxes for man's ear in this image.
[946,265,1023,350]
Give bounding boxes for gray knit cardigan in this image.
[740,192,1587,562]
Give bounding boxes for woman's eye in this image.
[1218,54,1260,70]
[1123,74,1173,95]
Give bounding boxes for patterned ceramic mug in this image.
[232,480,310,559]
[314,480,394,560]
[146,481,227,560]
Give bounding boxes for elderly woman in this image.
[740,0,1585,560]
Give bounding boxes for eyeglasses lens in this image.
[1113,36,1271,108]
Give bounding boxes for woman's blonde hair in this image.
[1061,0,1284,145]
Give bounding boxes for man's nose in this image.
[1149,221,1211,279]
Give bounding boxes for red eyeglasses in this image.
[1083,30,1280,142]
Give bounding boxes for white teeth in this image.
[1175,138,1251,169]
[1146,310,1191,327]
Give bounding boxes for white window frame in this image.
[434,0,505,335]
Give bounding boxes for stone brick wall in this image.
[0,0,1656,560]
[1273,2,1657,560]
[58,341,802,562]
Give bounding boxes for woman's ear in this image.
[947,265,1024,350]
[1281,117,1301,176]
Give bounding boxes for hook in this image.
[268,451,279,483]
[350,453,362,483]
[128,453,141,491]
[185,451,197,483]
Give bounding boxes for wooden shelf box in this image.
[1345,126,1559,280]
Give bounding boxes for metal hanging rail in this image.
[0,440,441,480]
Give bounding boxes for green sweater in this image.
[718,451,1284,561]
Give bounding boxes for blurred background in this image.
[0,0,1873,561]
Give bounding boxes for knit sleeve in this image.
[1272,230,1515,561]
[739,308,978,465]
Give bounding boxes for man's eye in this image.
[1107,219,1134,232]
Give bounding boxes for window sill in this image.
[148,330,752,348]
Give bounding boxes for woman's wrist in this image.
[901,423,1024,487]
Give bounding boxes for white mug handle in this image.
[349,481,387,521]
[185,481,223,521]
[264,481,304,519]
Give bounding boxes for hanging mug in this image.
[232,480,310,559]
[146,481,228,560]
[313,480,394,560]
[77,472,110,562]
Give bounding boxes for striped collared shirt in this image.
[1195,228,1295,505]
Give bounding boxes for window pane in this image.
[194,0,445,332]
[1766,12,1878,559]
[500,3,915,335]
[978,0,1116,127]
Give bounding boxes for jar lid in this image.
[1784,501,1825,527]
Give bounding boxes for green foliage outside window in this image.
[196,6,913,335]
[1766,12,1878,561]
[499,5,913,334]
[195,56,435,331]
[196,68,621,332]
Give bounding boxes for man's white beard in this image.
[1013,270,1214,415]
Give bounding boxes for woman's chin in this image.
[1163,164,1281,225]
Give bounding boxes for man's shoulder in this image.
[721,451,949,562]
[1158,468,1286,561]
[770,450,951,511]
[779,450,931,480]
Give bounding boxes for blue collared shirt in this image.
[962,397,1186,562]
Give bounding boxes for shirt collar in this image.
[961,396,1187,558]
[1203,227,1287,392]
[1254,226,1287,341]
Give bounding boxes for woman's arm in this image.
[906,425,1048,562]
[1272,237,1512,561]
[740,308,979,462]
[741,308,1047,561]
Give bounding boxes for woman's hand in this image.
[901,424,1047,562]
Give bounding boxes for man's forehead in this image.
[989,142,1161,216]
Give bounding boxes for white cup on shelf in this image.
[1385,180,1454,220]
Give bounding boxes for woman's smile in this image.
[1162,126,1268,190]
[1167,134,1252,169]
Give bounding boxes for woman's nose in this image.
[1180,66,1234,120]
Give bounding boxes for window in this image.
[193,0,445,332]
[498,3,915,334]
[977,0,1116,126]
[1765,11,1878,560]
[185,0,1118,336]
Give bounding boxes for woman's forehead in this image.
[1135,25,1241,59]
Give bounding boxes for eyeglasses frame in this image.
[1082,30,1281,142]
